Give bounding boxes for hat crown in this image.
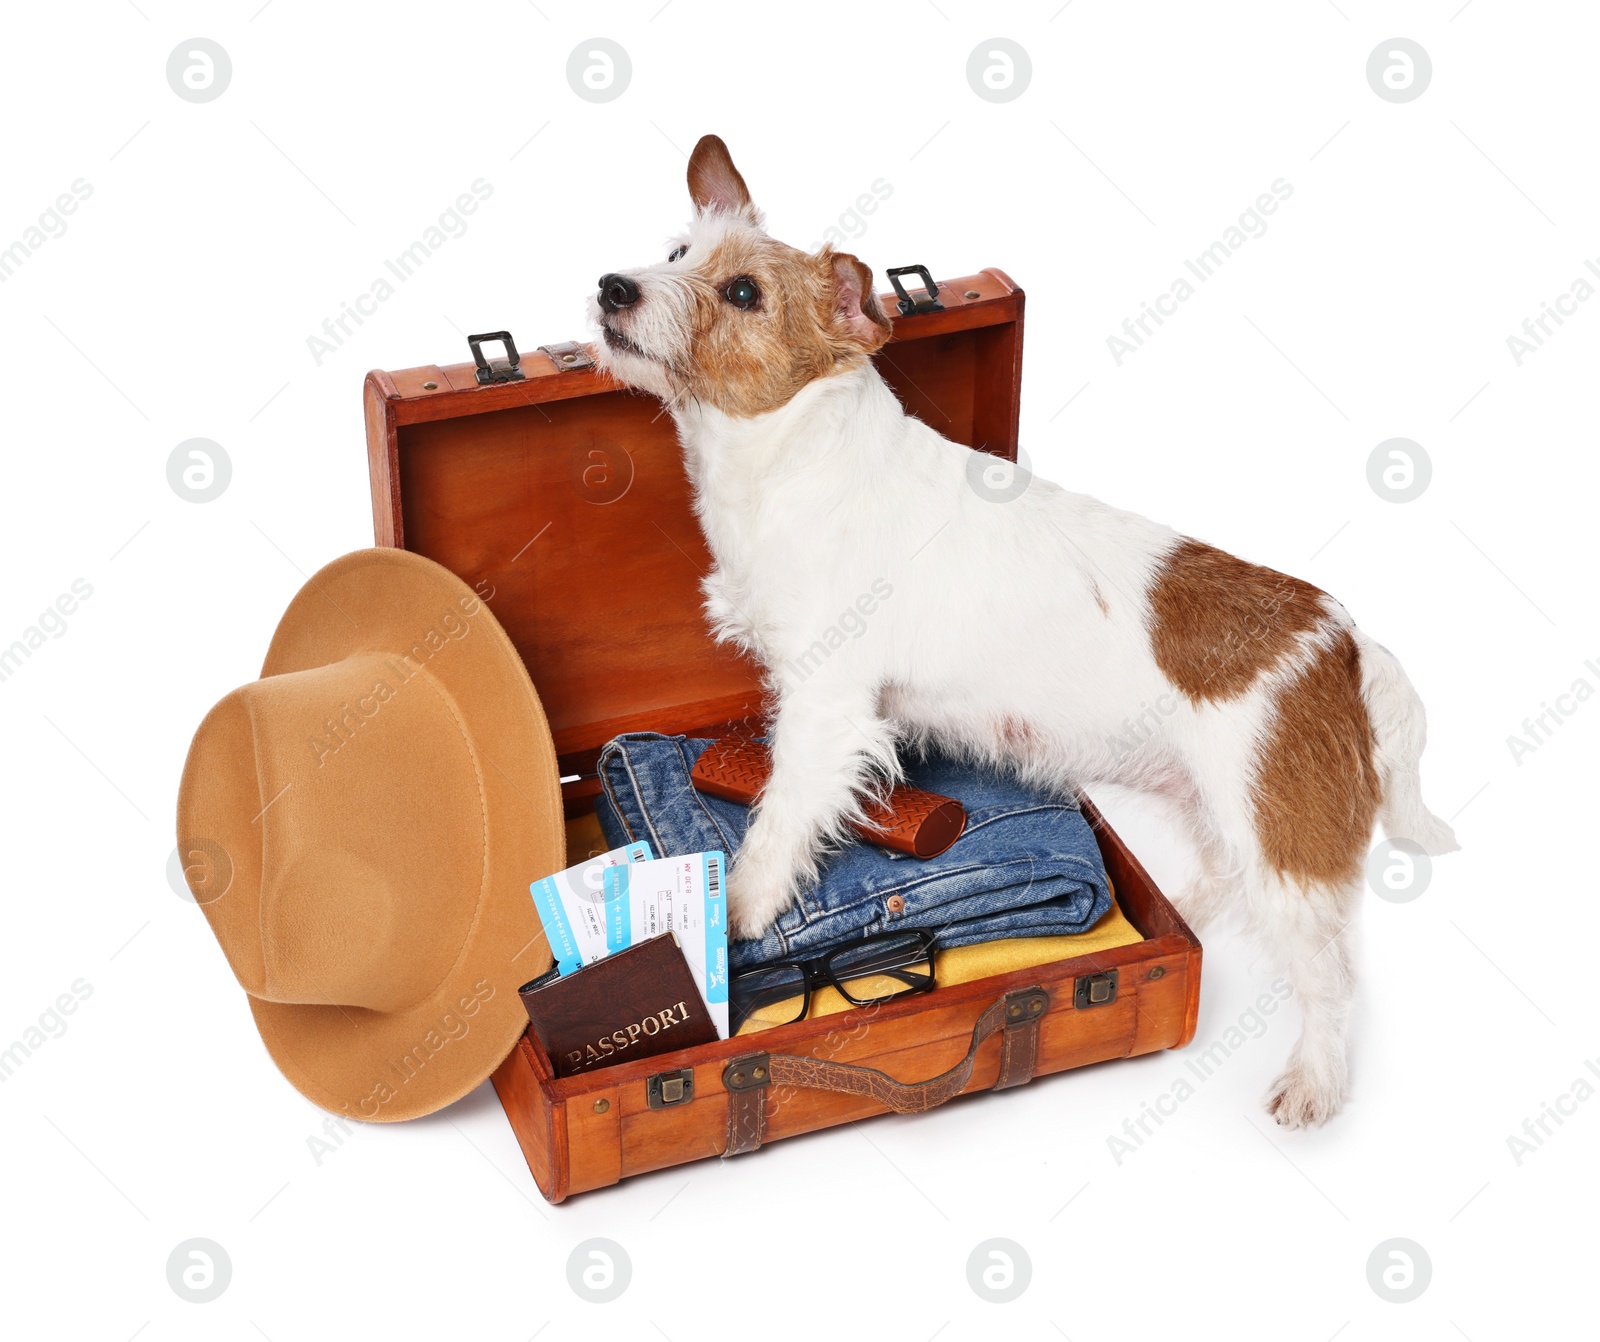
[187,653,487,1013]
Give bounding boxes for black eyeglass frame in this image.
[728,927,939,1034]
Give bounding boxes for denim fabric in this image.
[594,733,1112,971]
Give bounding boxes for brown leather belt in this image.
[721,986,1048,1157]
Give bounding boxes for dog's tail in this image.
[1354,630,1460,855]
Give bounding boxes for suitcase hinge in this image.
[1073,970,1118,1009]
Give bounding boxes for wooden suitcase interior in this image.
[364,269,1202,1201]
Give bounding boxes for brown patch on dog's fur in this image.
[1148,538,1328,703]
[1252,630,1381,887]
[1089,578,1109,616]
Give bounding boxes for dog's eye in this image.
[668,245,687,263]
[724,276,759,309]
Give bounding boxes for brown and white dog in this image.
[589,135,1458,1127]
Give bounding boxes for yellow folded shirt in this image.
[736,895,1142,1035]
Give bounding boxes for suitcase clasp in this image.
[1074,970,1119,1009]
[885,264,944,316]
[646,1067,697,1108]
[466,330,526,385]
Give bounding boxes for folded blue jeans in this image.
[594,734,1113,971]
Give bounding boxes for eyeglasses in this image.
[729,928,938,1034]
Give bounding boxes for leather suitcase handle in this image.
[691,736,966,859]
[722,986,1047,1156]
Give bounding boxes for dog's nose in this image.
[597,273,640,313]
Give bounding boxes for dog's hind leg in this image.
[1256,874,1361,1128]
[1190,781,1363,1129]
[1177,627,1382,1127]
[1243,629,1382,1127]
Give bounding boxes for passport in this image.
[517,933,719,1078]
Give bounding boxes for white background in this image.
[2,1,1595,1338]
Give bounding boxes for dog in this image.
[589,134,1458,1128]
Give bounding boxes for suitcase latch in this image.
[886,264,944,316]
[1074,970,1119,1009]
[466,330,526,385]
[646,1067,697,1109]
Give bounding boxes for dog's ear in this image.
[824,251,892,354]
[688,135,754,216]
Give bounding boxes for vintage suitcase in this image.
[364,267,1203,1202]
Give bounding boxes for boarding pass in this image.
[603,851,729,1039]
[530,840,654,976]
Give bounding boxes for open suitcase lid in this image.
[364,267,1024,799]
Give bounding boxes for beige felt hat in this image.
[176,549,564,1121]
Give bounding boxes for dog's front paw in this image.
[1265,1065,1344,1129]
[725,850,799,941]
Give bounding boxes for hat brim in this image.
[185,549,564,1122]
